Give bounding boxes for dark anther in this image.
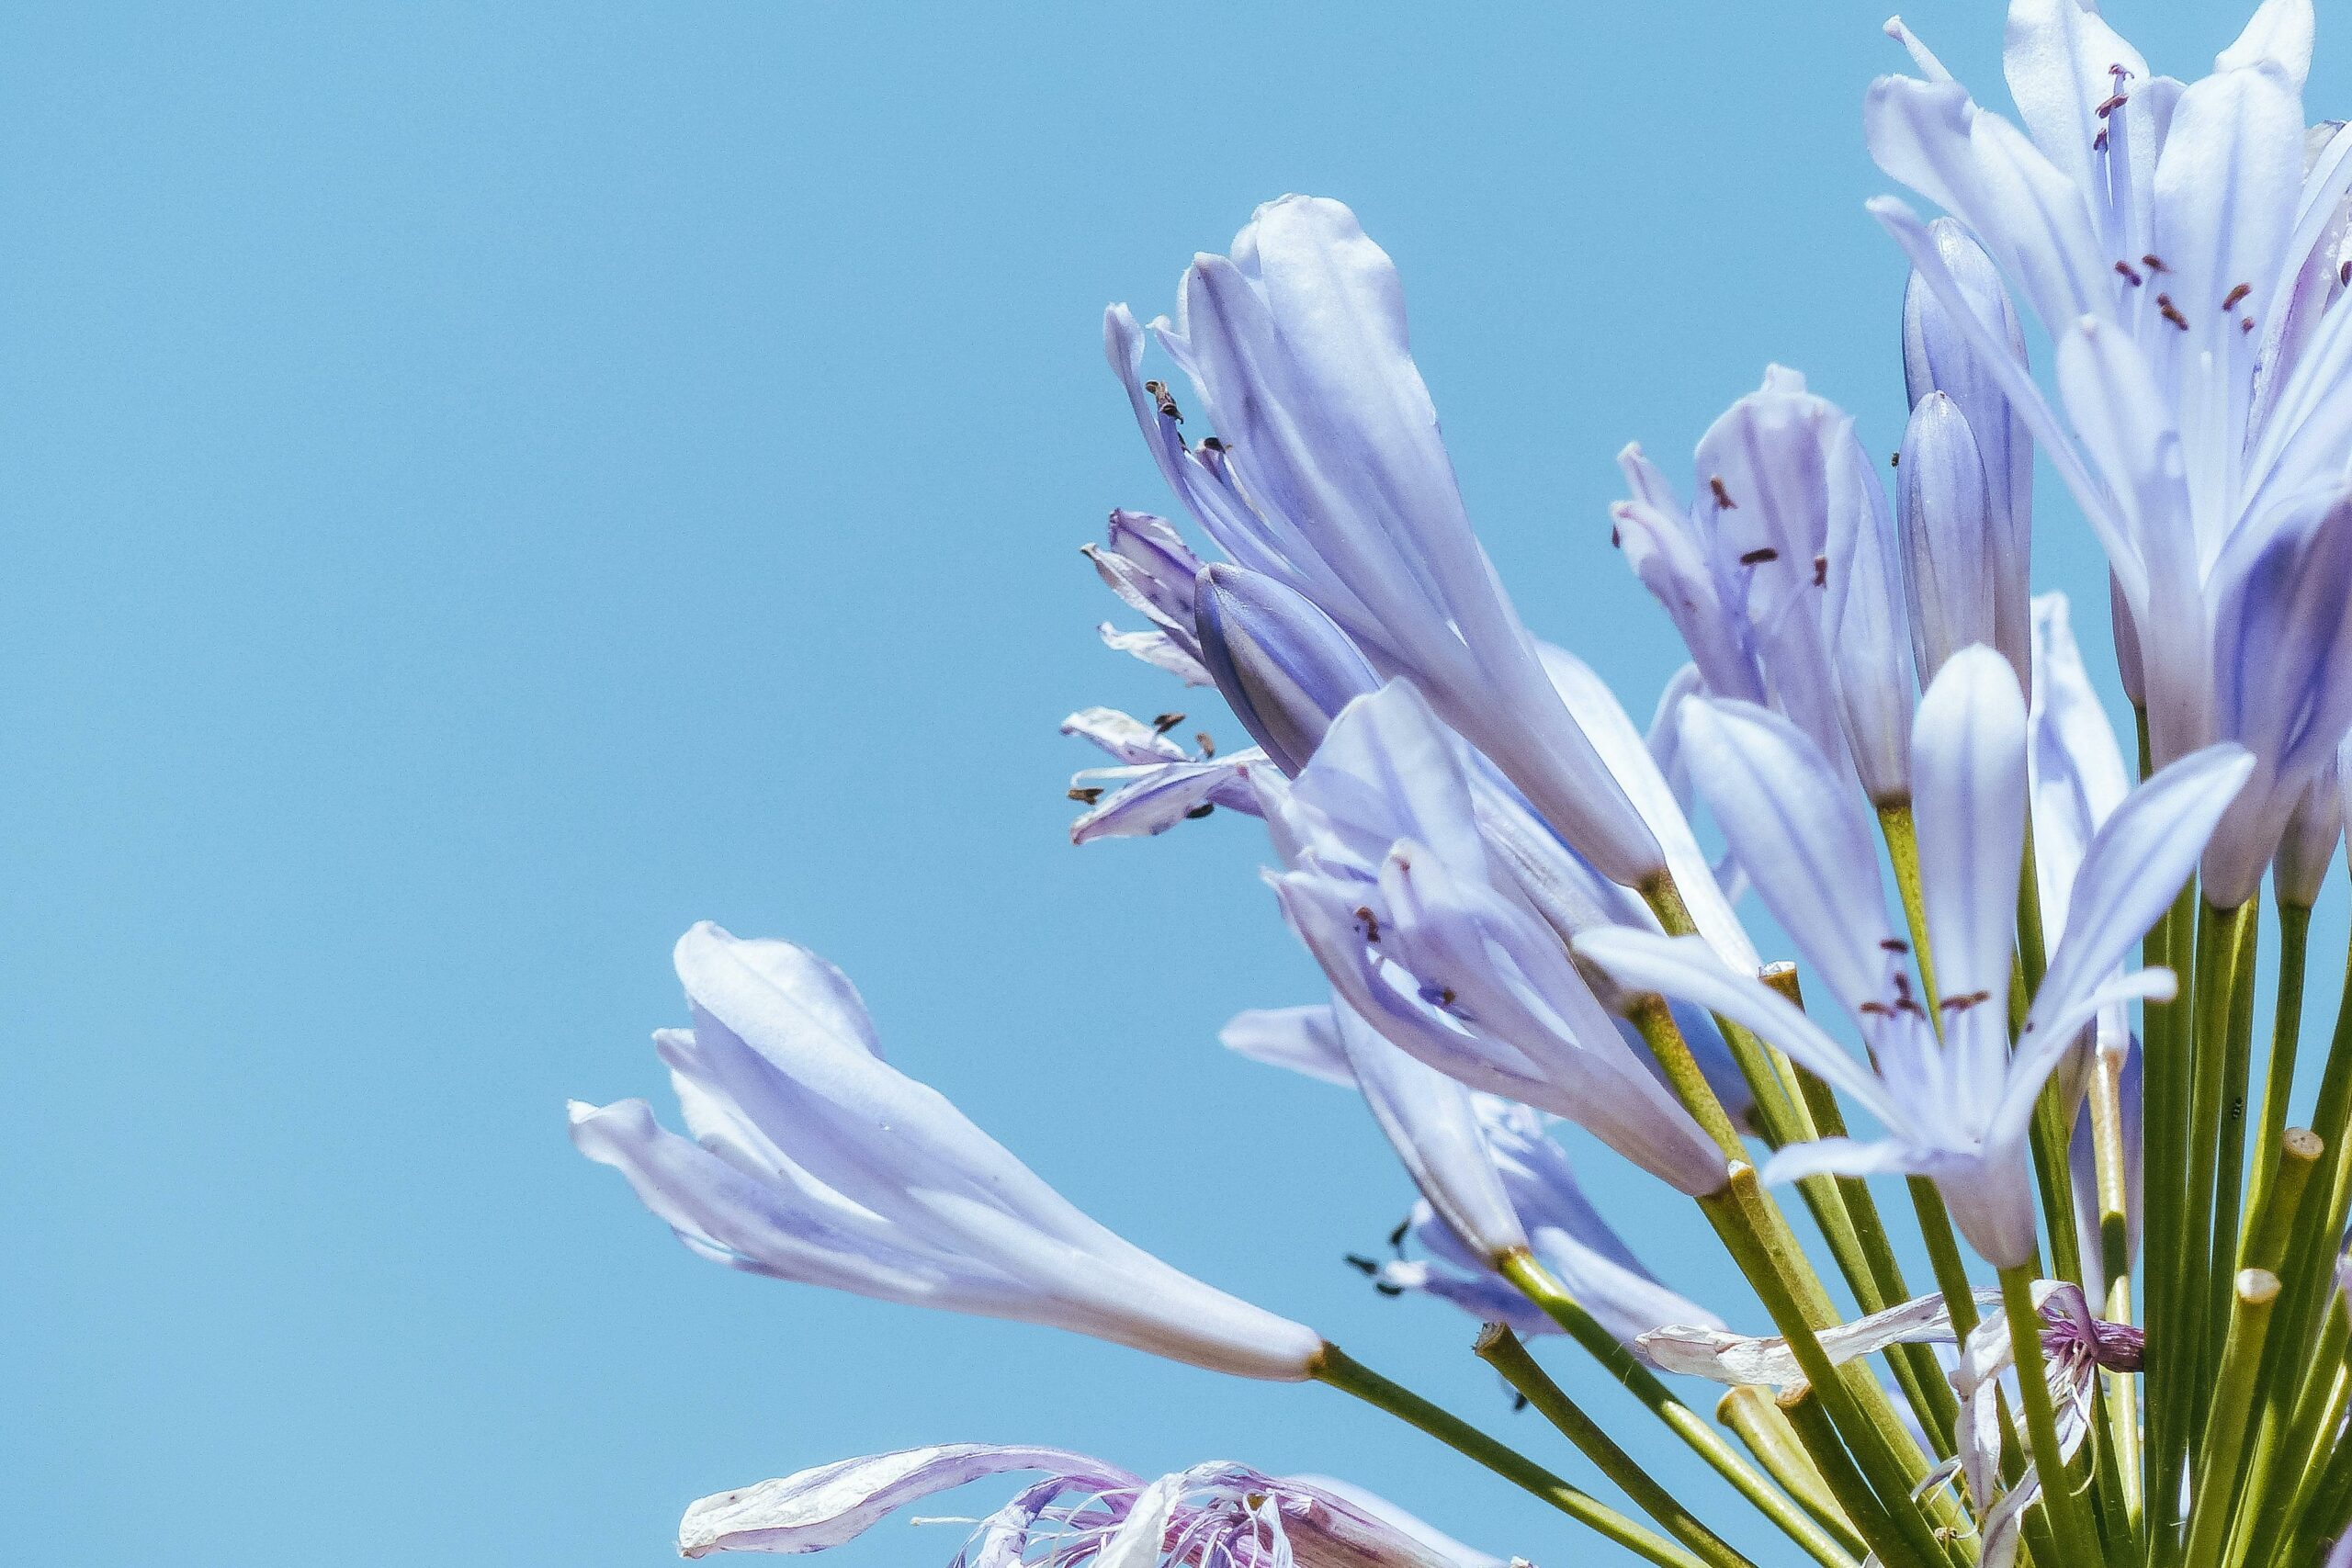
[1439,987,1457,1007]
[1894,998,1926,1017]
[1739,547,1780,566]
[1891,450,1902,467]
[2243,317,2257,334]
[1183,804,1215,819]
[2222,282,2253,311]
[1196,731,1216,758]
[1939,989,1994,1012]
[2156,293,2189,331]
[1709,475,1737,509]
[2143,253,2169,272]
[1388,1218,1411,1250]
[1355,906,1382,943]
[1610,524,1623,547]
[2093,129,2109,152]
[1812,554,1827,587]
[2114,260,2143,286]
[1880,937,1911,953]
[1068,787,1102,805]
[1893,971,1916,999]
[1511,1393,1531,1413]
[1374,1282,1404,1298]
[2094,93,2128,118]
[1152,711,1185,733]
[1200,435,1225,452]
[2109,62,2133,80]
[1859,1000,1893,1017]
[2341,259,2352,288]
[1344,1254,1381,1276]
[1144,379,1182,423]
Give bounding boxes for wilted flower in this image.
[570,922,1322,1380]
[678,1444,1502,1568]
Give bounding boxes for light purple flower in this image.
[1222,998,1724,1352]
[570,923,1322,1380]
[1061,706,1270,844]
[1576,647,2252,1266]
[1865,0,2352,900]
[2275,745,2345,906]
[1193,564,1380,778]
[678,1444,1501,1568]
[1108,195,1666,887]
[1612,367,1916,807]
[1259,681,1730,1198]
[1085,509,1217,688]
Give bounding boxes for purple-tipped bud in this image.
[1897,392,2000,684]
[1195,564,1378,776]
[1903,218,2030,683]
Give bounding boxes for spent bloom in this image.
[569,922,1321,1380]
[677,1444,1501,1568]
[1577,646,2252,1265]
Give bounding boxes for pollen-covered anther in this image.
[1811,554,1827,587]
[2113,260,2143,286]
[1143,378,1182,423]
[2222,283,2252,312]
[2093,92,2127,118]
[1068,787,1103,805]
[1708,475,1736,509]
[1354,905,1382,943]
[1738,547,1780,566]
[1939,989,1994,1012]
[1152,711,1184,734]
[2155,293,2189,331]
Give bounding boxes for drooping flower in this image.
[1222,998,1724,1352]
[569,922,1322,1380]
[677,1444,1502,1568]
[1258,680,1731,1199]
[1576,646,2253,1266]
[1107,195,1667,888]
[1865,0,2352,903]
[1611,367,1916,808]
[1060,706,1269,844]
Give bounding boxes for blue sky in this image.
[6,4,2341,1566]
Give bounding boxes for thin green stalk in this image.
[1702,1170,1958,1567]
[2180,1269,2281,1568]
[1716,1385,1871,1561]
[2233,1300,2347,1568]
[2087,1043,2143,1524]
[1880,804,1939,1006]
[1999,1264,2107,1568]
[2206,907,2263,1381]
[2245,901,2314,1251]
[1310,1343,1713,1568]
[1474,1325,1769,1568]
[2143,880,2199,1559]
[1775,1386,1932,1568]
[1495,1248,1827,1552]
[2015,823,2086,1290]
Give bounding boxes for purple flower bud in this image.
[1194,564,1378,777]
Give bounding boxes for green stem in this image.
[2206,907,2263,1381]
[1474,1325,1770,1568]
[2143,880,2199,1557]
[1716,1384,1872,1561]
[1880,804,1939,1008]
[1999,1264,2106,1568]
[1775,1386,1932,1568]
[2245,901,2314,1257]
[2181,1269,2281,1568]
[1310,1343,1713,1568]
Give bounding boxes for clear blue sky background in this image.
[7,5,2344,1566]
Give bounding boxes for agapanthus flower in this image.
[1257,680,1731,1199]
[677,1443,1501,1568]
[1865,0,2352,906]
[1611,366,1915,807]
[1106,194,1667,889]
[1576,646,2252,1266]
[1060,705,1269,844]
[1087,509,1217,687]
[1221,998,1723,1352]
[569,922,1321,1380]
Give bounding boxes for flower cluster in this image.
[569,5,2352,1567]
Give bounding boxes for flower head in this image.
[569,922,1321,1380]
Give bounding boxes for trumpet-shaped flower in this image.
[1259,680,1730,1198]
[1612,367,1917,807]
[1086,509,1216,687]
[569,923,1322,1380]
[1576,647,2252,1265]
[1222,998,1723,1351]
[678,1444,1502,1568]
[1865,0,2352,901]
[1107,195,1666,887]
